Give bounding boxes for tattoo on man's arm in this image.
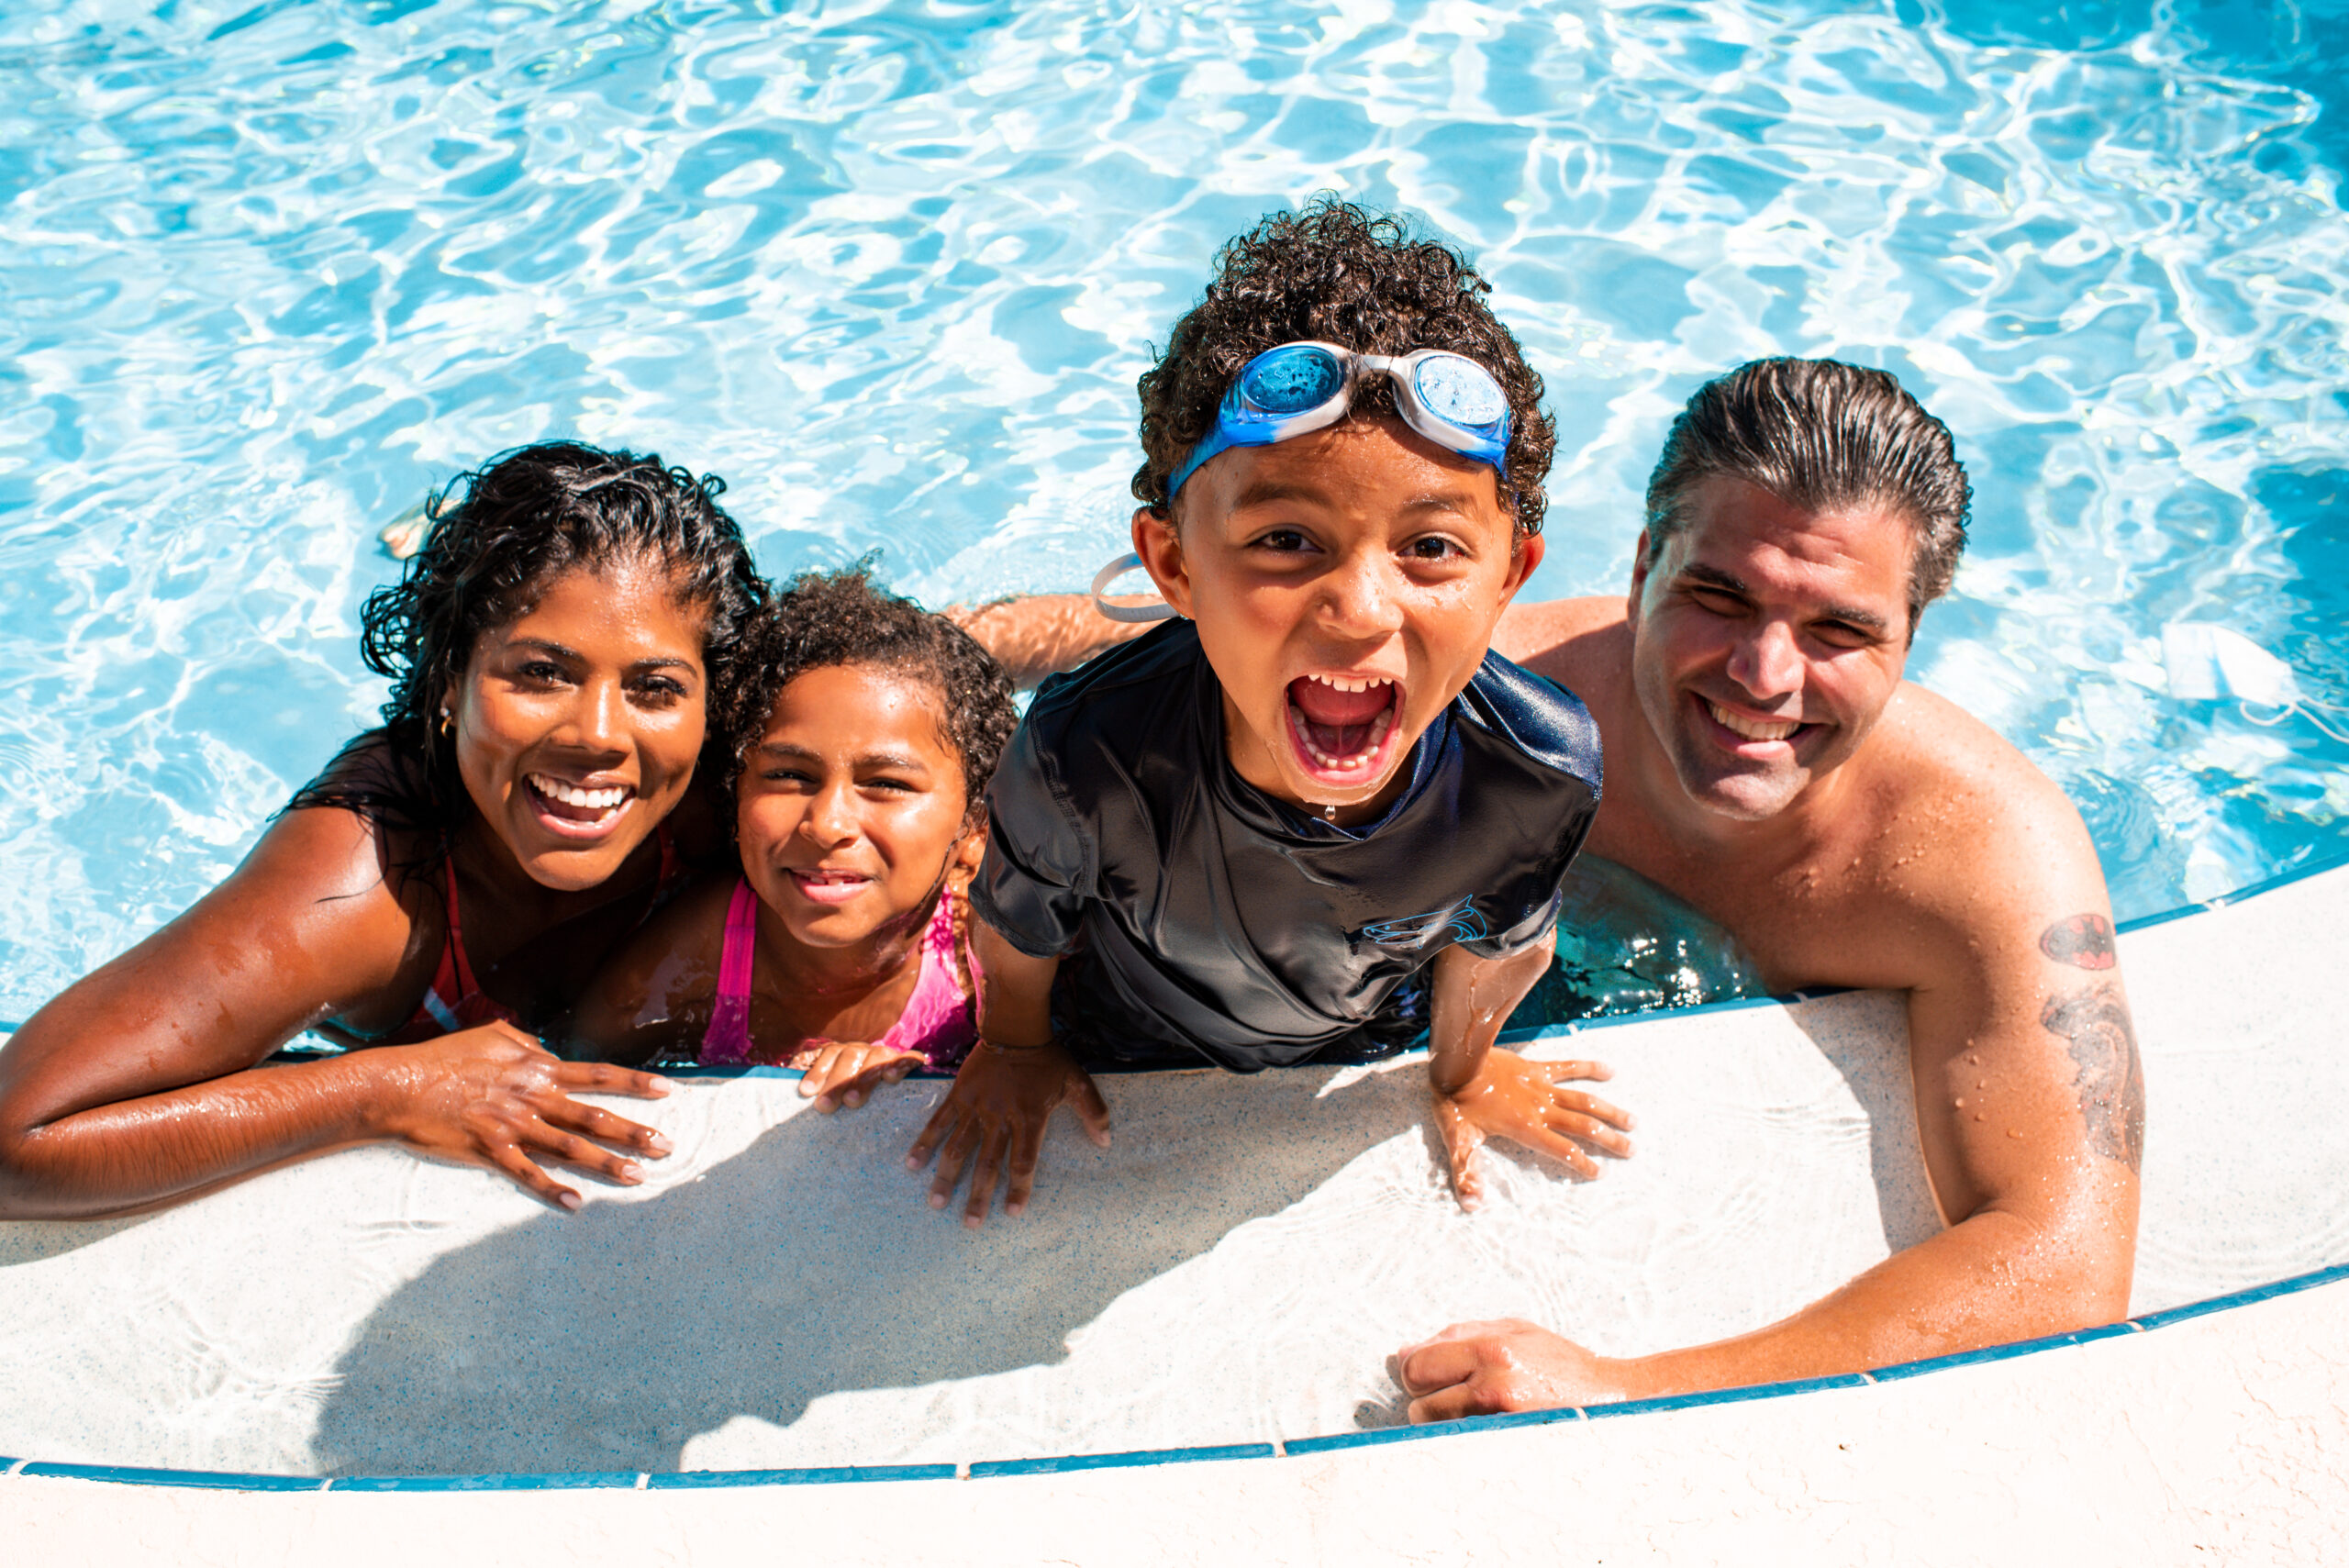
[2041,982,2145,1172]
[2039,913,2117,970]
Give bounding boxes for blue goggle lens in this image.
[1412,354,1508,428]
[1237,346,1346,415]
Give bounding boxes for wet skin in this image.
[952,473,2143,1408]
[0,554,714,1218]
[914,417,1635,1228]
[563,662,986,1112]
[1388,477,2143,1418]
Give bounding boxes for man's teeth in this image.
[1305,673,1394,695]
[1709,702,1800,742]
[1289,706,1395,772]
[529,773,629,810]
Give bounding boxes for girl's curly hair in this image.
[290,440,766,841]
[722,566,1017,828]
[1132,196,1556,534]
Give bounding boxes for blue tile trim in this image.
[331,1471,641,1492]
[1581,1373,1874,1416]
[1865,1328,2091,1382]
[1285,1407,1586,1456]
[647,1463,958,1488]
[17,1462,325,1491]
[968,1442,1275,1477]
[2129,1259,2349,1329]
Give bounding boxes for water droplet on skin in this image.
[1974,1112,1987,1122]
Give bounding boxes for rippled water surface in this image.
[2,0,2345,1018]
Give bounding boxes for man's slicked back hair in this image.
[1133,195,1556,534]
[1643,358,1971,631]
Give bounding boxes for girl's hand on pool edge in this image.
[374,1021,674,1211]
[907,1038,1109,1229]
[1432,1051,1633,1210]
[792,1041,925,1112]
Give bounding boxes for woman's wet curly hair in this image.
[722,566,1017,829]
[1132,196,1555,534]
[290,440,765,840]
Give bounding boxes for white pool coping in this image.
[3,851,2343,1562]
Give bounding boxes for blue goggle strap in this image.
[1165,344,1511,502]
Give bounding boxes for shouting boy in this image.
[912,200,1634,1224]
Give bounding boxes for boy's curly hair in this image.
[722,566,1017,829]
[1132,196,1555,534]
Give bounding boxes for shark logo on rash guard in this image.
[1355,903,1488,951]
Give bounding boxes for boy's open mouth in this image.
[1285,673,1404,789]
[525,772,635,839]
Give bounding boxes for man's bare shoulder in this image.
[1861,682,2106,922]
[1493,595,1629,694]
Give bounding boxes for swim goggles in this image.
[1164,339,1514,502]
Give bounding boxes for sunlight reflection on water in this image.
[0,0,2344,1015]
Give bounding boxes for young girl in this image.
[565,569,1016,1112]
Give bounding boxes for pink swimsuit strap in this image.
[698,879,979,1070]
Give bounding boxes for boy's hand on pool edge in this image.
[1432,1051,1633,1209]
[793,1041,925,1112]
[907,1039,1110,1228]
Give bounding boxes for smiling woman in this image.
[0,443,766,1219]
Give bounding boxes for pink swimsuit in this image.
[698,879,979,1071]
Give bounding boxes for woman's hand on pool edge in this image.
[375,1021,674,1211]
[1393,1318,1633,1421]
[907,1039,1110,1228]
[1432,1051,1634,1209]
[793,1041,925,1112]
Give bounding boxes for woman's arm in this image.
[0,803,667,1218]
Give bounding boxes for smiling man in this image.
[1394,357,2144,1418]
[911,202,1637,1226]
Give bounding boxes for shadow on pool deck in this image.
[310,1062,1431,1476]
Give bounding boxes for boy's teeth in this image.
[1708,702,1799,742]
[1308,673,1392,695]
[1290,706,1394,773]
[530,773,629,809]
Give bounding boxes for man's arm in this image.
[1399,744,2140,1415]
[948,595,1153,689]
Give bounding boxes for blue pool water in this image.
[1,0,2345,1024]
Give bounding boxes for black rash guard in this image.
[971,618,1604,1073]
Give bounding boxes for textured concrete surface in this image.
[3,1273,2343,1564]
[0,862,2341,1558]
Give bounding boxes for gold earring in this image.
[439,708,454,738]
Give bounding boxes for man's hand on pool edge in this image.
[1395,1319,1634,1421]
[907,1038,1110,1228]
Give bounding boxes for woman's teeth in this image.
[1709,702,1800,742]
[529,773,629,810]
